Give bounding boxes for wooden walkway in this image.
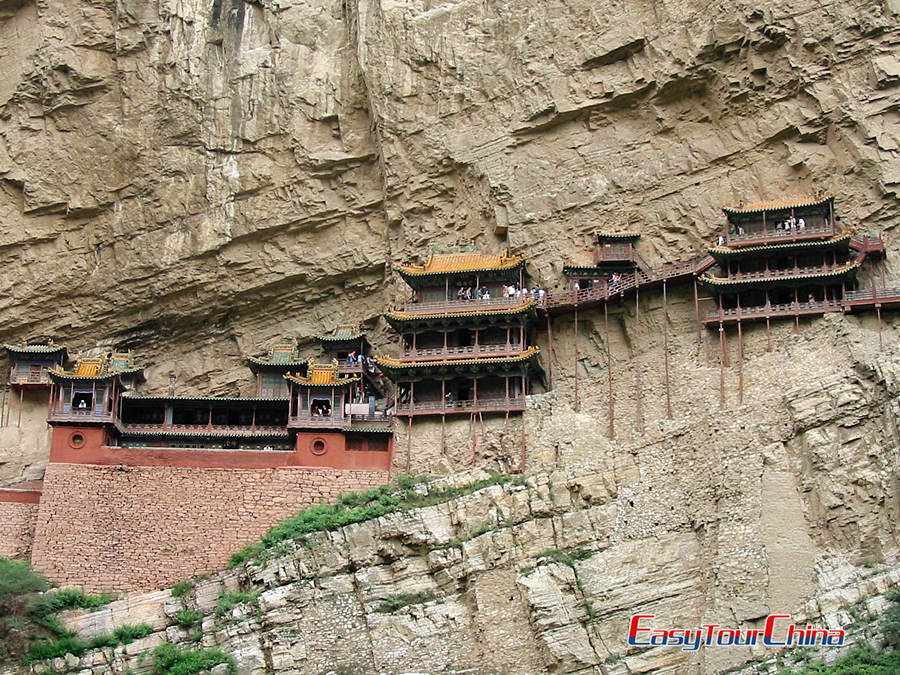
[540,254,716,316]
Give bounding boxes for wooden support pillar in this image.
[17,387,23,428]
[693,277,701,345]
[634,286,643,430]
[573,308,580,412]
[441,379,446,414]
[406,417,412,473]
[520,415,527,473]
[766,317,771,352]
[877,305,884,351]
[718,323,726,408]
[546,315,553,388]
[794,287,800,332]
[737,320,744,405]
[605,301,614,439]
[663,279,672,419]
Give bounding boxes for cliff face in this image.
[2,1,900,672]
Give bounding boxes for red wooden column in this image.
[573,307,580,413]
[718,323,726,408]
[737,320,744,405]
[605,301,614,439]
[663,279,672,419]
[693,277,702,345]
[546,315,553,389]
[634,286,643,430]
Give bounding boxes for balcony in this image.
[724,222,834,247]
[8,368,51,386]
[703,300,843,325]
[400,343,526,362]
[394,396,525,417]
[117,423,288,437]
[48,406,116,425]
[594,243,635,265]
[397,297,528,315]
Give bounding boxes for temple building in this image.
[376,252,541,417]
[3,341,68,427]
[314,325,388,399]
[563,232,641,288]
[700,194,865,325]
[246,341,307,398]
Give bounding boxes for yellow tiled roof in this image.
[375,346,540,370]
[397,253,524,277]
[284,360,359,387]
[723,193,834,215]
[384,299,536,322]
[74,360,102,377]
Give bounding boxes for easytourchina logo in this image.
[628,614,846,652]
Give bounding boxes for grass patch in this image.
[375,591,437,614]
[149,643,235,675]
[24,623,152,664]
[783,642,900,673]
[228,473,525,568]
[536,547,594,567]
[170,581,194,598]
[214,591,260,618]
[173,610,203,629]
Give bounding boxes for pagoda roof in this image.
[314,325,365,343]
[597,232,640,240]
[246,342,306,372]
[699,261,859,290]
[374,346,540,378]
[383,299,536,328]
[3,343,67,359]
[118,429,291,439]
[49,351,144,382]
[284,360,359,388]
[396,252,524,280]
[707,231,852,260]
[722,193,833,216]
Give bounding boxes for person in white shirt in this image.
[797,217,805,230]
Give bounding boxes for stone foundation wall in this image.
[31,463,387,593]
[0,499,38,558]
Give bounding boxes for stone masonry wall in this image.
[30,464,387,593]
[0,500,38,558]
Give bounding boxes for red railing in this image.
[704,300,843,323]
[8,368,51,385]
[118,423,287,436]
[48,407,116,424]
[725,222,833,246]
[401,343,525,361]
[704,264,850,283]
[594,244,635,264]
[397,297,527,315]
[395,396,525,415]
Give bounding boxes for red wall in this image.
[49,426,392,471]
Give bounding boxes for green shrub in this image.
[376,591,437,614]
[0,558,48,604]
[174,610,203,629]
[150,643,235,675]
[214,591,260,618]
[29,588,114,618]
[23,623,153,663]
[170,581,194,598]
[536,547,594,567]
[112,624,153,643]
[785,642,900,673]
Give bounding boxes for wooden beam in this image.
[605,301,614,439]
[546,315,553,389]
[719,323,726,408]
[634,285,643,430]
[737,320,744,405]
[663,279,672,419]
[574,307,580,413]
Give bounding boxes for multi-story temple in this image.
[3,342,68,426]
[700,194,873,325]
[375,252,541,417]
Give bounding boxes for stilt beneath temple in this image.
[605,300,614,439]
[766,317,771,352]
[693,277,702,346]
[718,323,726,408]
[663,279,672,419]
[635,286,643,430]
[17,387,23,429]
[519,418,527,473]
[406,416,413,473]
[737,320,744,405]
[877,304,884,351]
[441,414,446,458]
[573,307,580,413]
[546,315,553,389]
[470,412,478,465]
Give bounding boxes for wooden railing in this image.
[119,423,287,436]
[725,222,833,246]
[705,264,849,283]
[401,343,525,360]
[288,414,348,428]
[348,414,393,427]
[396,396,525,415]
[398,297,527,315]
[705,300,843,322]
[48,407,116,424]
[845,287,900,302]
[594,244,635,263]
[542,254,714,310]
[8,368,51,385]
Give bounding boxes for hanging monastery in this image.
[0,193,896,590]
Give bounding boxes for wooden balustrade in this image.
[8,368,51,385]
[398,297,527,314]
[725,223,833,246]
[395,396,525,416]
[118,423,287,436]
[400,343,525,360]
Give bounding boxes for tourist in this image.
[457,287,465,300]
[508,284,516,297]
[445,391,455,405]
[538,288,546,303]
[573,281,580,293]
[798,217,806,230]
[347,351,357,364]
[502,285,509,298]
[717,235,726,246]
[483,288,491,300]
[78,399,87,409]
[515,285,522,298]
[475,287,483,300]
[737,225,745,236]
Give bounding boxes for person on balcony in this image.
[78,399,87,409]
[798,217,806,230]
[445,391,455,405]
[483,288,491,300]
[717,235,726,246]
[475,287,483,300]
[457,287,466,301]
